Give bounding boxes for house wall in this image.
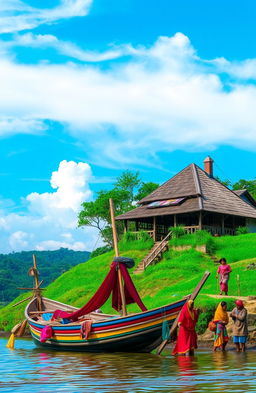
[246,218,256,233]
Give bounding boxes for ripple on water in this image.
[1,338,256,393]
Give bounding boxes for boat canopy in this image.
[51,259,147,322]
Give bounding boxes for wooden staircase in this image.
[134,233,171,274]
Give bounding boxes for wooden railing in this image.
[184,226,200,234]
[202,225,235,236]
[143,232,171,269]
[127,230,155,240]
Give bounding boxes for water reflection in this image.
[1,338,256,393]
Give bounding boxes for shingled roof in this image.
[116,163,256,220]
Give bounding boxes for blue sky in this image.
[0,0,256,253]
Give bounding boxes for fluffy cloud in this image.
[0,160,99,253]
[0,0,92,33]
[0,33,256,167]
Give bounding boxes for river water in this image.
[1,338,256,393]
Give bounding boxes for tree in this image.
[114,170,141,202]
[135,182,159,201]
[78,171,160,247]
[215,176,232,188]
[78,188,130,246]
[232,178,256,199]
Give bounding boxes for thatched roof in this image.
[116,164,256,220]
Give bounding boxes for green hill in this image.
[0,248,90,306]
[0,233,256,334]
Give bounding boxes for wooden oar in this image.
[157,271,210,355]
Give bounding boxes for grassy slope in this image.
[0,234,256,333]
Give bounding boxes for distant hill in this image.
[0,248,90,305]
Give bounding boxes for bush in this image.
[122,230,151,243]
[90,246,112,259]
[235,226,249,235]
[206,237,217,255]
[169,226,186,239]
[119,231,154,251]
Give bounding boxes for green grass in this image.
[1,233,256,332]
[214,233,256,262]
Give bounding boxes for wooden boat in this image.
[23,199,210,353]
[25,296,188,352]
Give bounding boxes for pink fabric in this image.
[217,264,232,292]
[51,261,147,322]
[80,320,92,339]
[40,325,53,342]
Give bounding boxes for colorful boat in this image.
[25,295,187,352]
[23,199,210,353]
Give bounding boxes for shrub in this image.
[169,226,186,239]
[235,226,249,235]
[205,237,217,255]
[90,246,112,259]
[121,230,151,243]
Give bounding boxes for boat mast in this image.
[109,198,127,316]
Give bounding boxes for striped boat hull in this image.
[25,297,186,352]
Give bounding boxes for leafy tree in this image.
[232,178,256,199]
[135,181,159,201]
[78,171,158,247]
[114,170,141,202]
[78,188,131,246]
[215,176,232,188]
[90,245,112,259]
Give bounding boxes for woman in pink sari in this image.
[216,258,232,295]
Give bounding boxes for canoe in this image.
[25,297,187,352]
[25,296,187,353]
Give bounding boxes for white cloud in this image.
[0,0,92,33]
[0,160,100,253]
[9,33,127,62]
[0,118,46,137]
[0,33,256,166]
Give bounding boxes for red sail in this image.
[51,261,147,322]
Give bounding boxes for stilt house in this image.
[116,157,256,241]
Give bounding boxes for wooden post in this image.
[124,220,128,233]
[237,274,241,296]
[153,217,156,241]
[109,198,127,316]
[199,211,202,230]
[174,214,177,227]
[32,254,42,311]
[221,215,225,235]
[135,220,138,232]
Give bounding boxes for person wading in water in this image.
[172,300,199,356]
[230,300,248,352]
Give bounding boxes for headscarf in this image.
[187,300,195,320]
[235,300,244,308]
[213,303,229,324]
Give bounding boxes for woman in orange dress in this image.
[172,300,199,356]
[213,301,229,351]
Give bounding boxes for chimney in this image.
[204,156,214,177]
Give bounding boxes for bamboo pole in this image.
[109,198,127,316]
[32,254,42,311]
[12,295,33,308]
[237,274,241,296]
